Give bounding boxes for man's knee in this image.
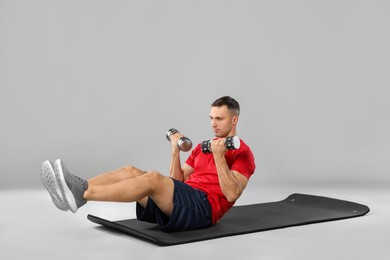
[144,171,167,187]
[120,165,135,172]
[145,170,164,179]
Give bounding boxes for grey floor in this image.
[1,183,388,260]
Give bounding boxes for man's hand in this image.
[210,138,228,156]
[169,132,185,152]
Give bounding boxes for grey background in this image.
[1,1,390,260]
[1,0,389,189]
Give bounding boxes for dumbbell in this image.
[166,128,193,152]
[201,136,241,154]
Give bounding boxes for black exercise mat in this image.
[88,193,369,246]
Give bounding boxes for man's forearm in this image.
[170,149,184,181]
[214,154,243,202]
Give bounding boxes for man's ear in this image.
[232,116,239,125]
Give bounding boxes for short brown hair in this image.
[211,96,240,116]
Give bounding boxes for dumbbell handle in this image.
[201,136,240,154]
[166,128,193,152]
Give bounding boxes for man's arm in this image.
[169,133,194,181]
[212,138,248,203]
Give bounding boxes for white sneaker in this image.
[40,160,69,211]
[54,159,88,213]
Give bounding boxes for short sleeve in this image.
[185,144,201,168]
[230,148,256,179]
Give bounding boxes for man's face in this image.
[209,105,238,137]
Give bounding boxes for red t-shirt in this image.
[184,139,256,224]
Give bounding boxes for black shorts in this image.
[136,178,212,232]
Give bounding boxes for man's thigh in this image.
[147,172,175,216]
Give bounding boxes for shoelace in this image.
[69,173,87,186]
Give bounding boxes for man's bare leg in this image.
[86,165,149,207]
[44,159,158,212]
[88,165,146,185]
[84,171,174,216]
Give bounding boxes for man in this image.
[40,96,255,232]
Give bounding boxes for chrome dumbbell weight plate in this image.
[225,136,240,150]
[201,136,240,154]
[166,128,193,152]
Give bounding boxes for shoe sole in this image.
[54,159,78,213]
[40,161,68,211]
